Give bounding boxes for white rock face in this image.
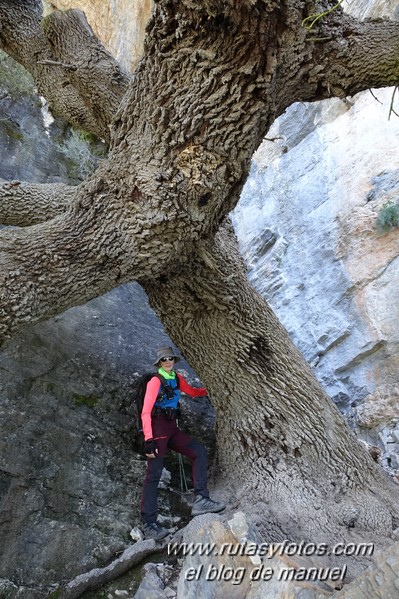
[234,91,399,404]
[346,0,399,19]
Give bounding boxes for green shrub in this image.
[376,200,399,231]
[58,128,107,181]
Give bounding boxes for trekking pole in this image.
[178,453,189,492]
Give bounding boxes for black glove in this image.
[144,438,158,456]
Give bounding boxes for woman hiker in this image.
[140,346,226,540]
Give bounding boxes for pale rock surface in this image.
[346,0,399,19]
[175,513,350,599]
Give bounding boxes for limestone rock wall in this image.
[0,274,213,595]
[347,0,399,19]
[0,282,183,594]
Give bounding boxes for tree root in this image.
[55,538,168,599]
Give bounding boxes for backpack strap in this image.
[155,372,180,405]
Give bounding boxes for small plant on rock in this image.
[375,199,399,231]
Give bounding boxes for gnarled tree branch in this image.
[0,0,130,140]
[0,0,100,137]
[43,9,130,135]
[303,15,399,101]
[0,157,215,343]
[0,180,76,226]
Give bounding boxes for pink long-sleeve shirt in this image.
[141,373,207,440]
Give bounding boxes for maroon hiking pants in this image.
[140,415,209,524]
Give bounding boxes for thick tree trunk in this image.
[143,222,399,577]
[2,1,399,341]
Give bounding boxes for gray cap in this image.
[153,346,181,366]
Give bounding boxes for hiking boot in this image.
[191,495,226,516]
[142,521,170,541]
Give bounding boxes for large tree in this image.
[1,0,399,579]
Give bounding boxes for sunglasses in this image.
[160,356,175,362]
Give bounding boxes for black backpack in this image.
[132,372,180,433]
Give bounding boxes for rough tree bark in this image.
[0,180,75,226]
[1,0,399,579]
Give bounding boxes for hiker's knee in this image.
[189,439,208,460]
